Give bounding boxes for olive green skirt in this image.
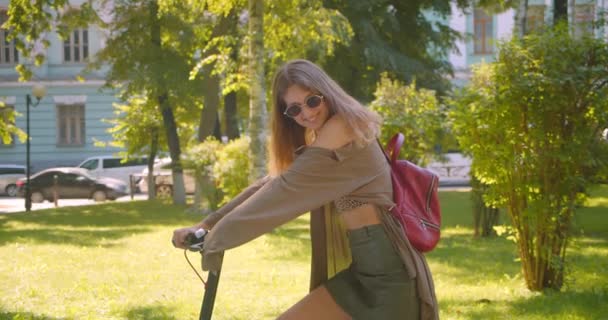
[325,224,419,320]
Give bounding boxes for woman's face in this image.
[282,85,330,131]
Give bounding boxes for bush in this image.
[212,136,252,206]
[182,137,224,210]
[449,25,608,291]
[370,73,446,165]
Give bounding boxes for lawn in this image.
[0,185,607,320]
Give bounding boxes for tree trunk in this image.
[146,126,159,200]
[471,176,500,237]
[193,10,237,209]
[150,0,186,205]
[224,91,240,140]
[159,94,187,205]
[554,0,569,24]
[224,10,241,141]
[194,61,221,209]
[198,67,220,142]
[569,0,576,36]
[516,0,529,36]
[248,0,268,180]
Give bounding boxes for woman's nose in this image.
[300,104,314,118]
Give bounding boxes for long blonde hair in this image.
[269,59,382,175]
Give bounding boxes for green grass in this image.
[0,186,607,319]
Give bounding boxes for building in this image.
[448,0,607,86]
[0,0,121,173]
[1,1,606,174]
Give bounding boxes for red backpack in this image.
[379,133,442,252]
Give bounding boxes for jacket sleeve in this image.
[202,175,271,228]
[201,144,385,271]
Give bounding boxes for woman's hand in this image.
[172,223,209,249]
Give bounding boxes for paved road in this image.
[0,194,148,214]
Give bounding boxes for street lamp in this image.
[25,83,47,212]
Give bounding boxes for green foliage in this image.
[182,137,224,210]
[450,25,608,290]
[95,96,168,158]
[212,136,252,206]
[0,105,26,145]
[181,136,252,208]
[5,0,68,80]
[471,175,501,237]
[182,137,223,178]
[320,0,467,101]
[370,73,445,166]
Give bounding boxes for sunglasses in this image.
[283,94,324,118]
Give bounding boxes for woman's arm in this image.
[201,141,387,271]
[201,175,272,228]
[172,175,271,249]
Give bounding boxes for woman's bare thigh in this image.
[276,285,351,320]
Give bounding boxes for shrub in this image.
[212,136,252,206]
[370,73,446,166]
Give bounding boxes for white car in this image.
[137,158,196,196]
[0,164,26,197]
[78,155,148,187]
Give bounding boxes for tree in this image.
[6,0,354,202]
[370,74,445,166]
[6,0,213,204]
[320,0,466,101]
[450,26,608,290]
[470,175,500,237]
[98,96,168,200]
[247,0,267,180]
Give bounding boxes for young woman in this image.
[172,59,438,319]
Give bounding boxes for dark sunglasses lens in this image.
[306,96,322,108]
[285,105,302,118]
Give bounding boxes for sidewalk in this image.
[0,194,148,214]
[1,186,471,214]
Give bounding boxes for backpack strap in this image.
[377,133,405,164]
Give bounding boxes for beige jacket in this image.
[201,141,439,320]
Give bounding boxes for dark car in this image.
[16,167,128,203]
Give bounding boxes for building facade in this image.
[448,0,607,86]
[1,1,606,174]
[0,0,120,173]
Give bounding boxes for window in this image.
[103,158,148,169]
[0,105,15,147]
[34,172,55,185]
[473,9,493,54]
[63,28,89,63]
[57,104,85,146]
[0,11,19,64]
[0,166,25,175]
[79,159,99,170]
[526,5,546,33]
[574,4,595,38]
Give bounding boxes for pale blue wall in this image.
[0,86,121,172]
[0,0,122,173]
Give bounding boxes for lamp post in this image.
[25,84,47,212]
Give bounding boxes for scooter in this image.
[181,229,222,320]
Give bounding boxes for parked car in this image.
[0,164,26,197]
[137,158,196,196]
[16,167,128,202]
[78,155,148,187]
